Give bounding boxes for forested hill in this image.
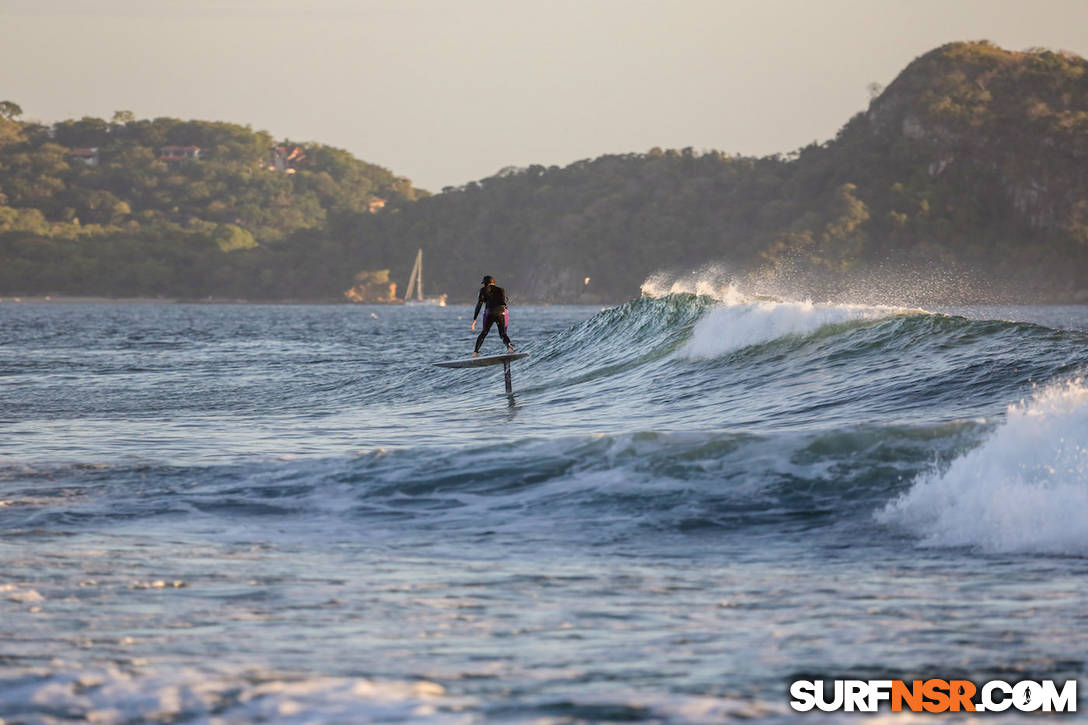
[0,109,424,298]
[362,41,1088,303]
[3,41,1088,303]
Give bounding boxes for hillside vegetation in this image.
[362,41,1088,303]
[0,109,423,299]
[2,41,1087,303]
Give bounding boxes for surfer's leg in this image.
[497,310,512,350]
[474,311,491,353]
[474,327,489,353]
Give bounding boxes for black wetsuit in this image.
[473,284,512,353]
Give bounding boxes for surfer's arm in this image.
[472,289,484,325]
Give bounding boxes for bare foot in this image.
[472,352,479,358]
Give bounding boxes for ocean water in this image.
[1,286,1086,723]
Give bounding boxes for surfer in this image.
[471,275,515,356]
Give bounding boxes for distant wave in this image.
[4,384,1086,555]
[0,424,986,540]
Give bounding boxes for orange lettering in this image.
[892,680,923,712]
[922,679,951,713]
[949,680,976,712]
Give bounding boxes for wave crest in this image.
[640,268,748,305]
[679,299,910,359]
[639,270,922,359]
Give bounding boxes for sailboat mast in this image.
[416,249,423,301]
[404,249,422,302]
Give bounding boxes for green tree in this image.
[214,223,257,252]
[53,116,111,147]
[0,101,22,120]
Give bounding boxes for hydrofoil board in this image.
[433,352,528,369]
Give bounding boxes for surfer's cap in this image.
[482,275,495,285]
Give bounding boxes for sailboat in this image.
[403,249,447,306]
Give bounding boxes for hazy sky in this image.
[2,0,1087,191]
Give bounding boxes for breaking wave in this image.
[878,378,1088,555]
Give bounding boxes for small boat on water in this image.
[403,249,447,307]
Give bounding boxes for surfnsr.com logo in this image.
[789,679,1078,713]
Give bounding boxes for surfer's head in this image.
[482,275,495,285]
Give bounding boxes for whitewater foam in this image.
[640,269,915,359]
[3,665,470,725]
[680,299,905,359]
[878,378,1088,555]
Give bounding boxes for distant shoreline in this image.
[0,296,344,305]
[0,296,180,304]
[2,294,1086,307]
[0,295,574,306]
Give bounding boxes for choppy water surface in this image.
[1,289,1086,723]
